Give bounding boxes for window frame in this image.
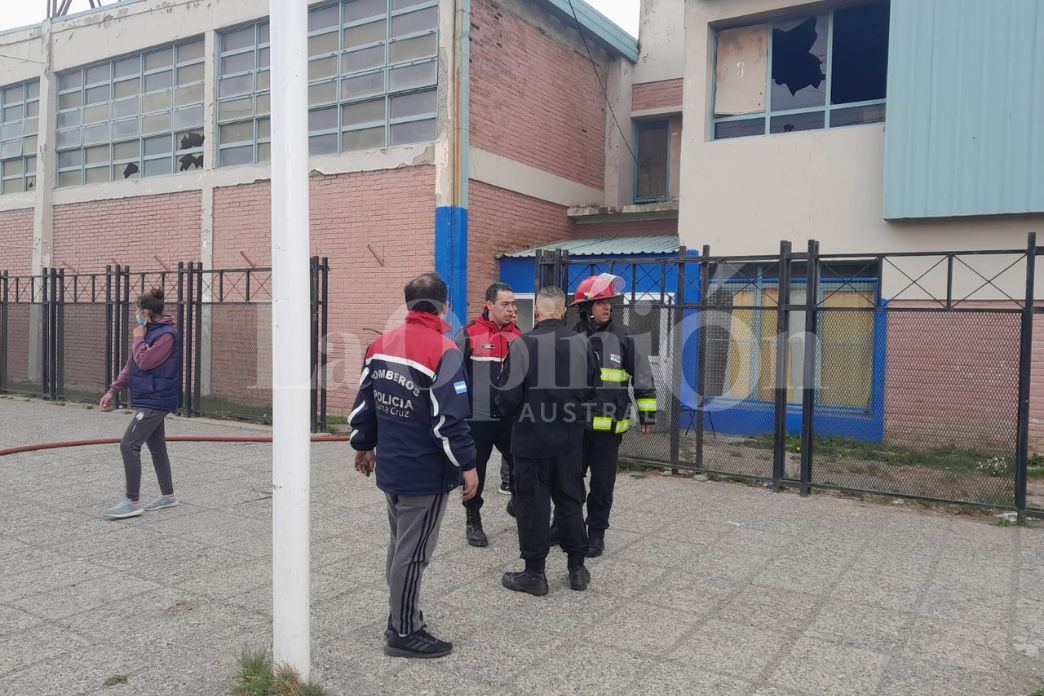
[711,3,888,140]
[704,270,881,411]
[633,119,672,204]
[216,0,439,167]
[0,79,40,195]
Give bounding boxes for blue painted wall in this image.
[883,0,1044,219]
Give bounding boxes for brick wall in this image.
[467,180,574,314]
[470,0,607,190]
[212,166,437,412]
[52,192,202,273]
[0,208,33,274]
[884,302,1021,452]
[632,79,684,112]
[573,218,677,239]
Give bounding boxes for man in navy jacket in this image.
[350,272,478,659]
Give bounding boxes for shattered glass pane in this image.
[770,15,827,111]
[831,2,889,105]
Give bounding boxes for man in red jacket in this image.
[454,282,523,546]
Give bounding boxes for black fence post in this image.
[695,244,711,470]
[113,266,122,407]
[772,240,793,486]
[183,262,195,417]
[194,263,203,414]
[310,256,319,434]
[0,270,7,393]
[105,266,113,394]
[176,262,185,415]
[41,268,50,400]
[799,240,820,497]
[669,247,686,473]
[320,257,329,433]
[1016,232,1036,522]
[120,266,131,409]
[57,268,65,400]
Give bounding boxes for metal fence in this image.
[0,259,329,431]
[535,233,1042,519]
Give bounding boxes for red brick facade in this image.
[631,79,684,113]
[467,180,574,313]
[52,192,202,273]
[470,0,607,190]
[573,218,678,239]
[212,166,437,411]
[0,208,34,275]
[884,302,1020,451]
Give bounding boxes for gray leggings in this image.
[121,408,174,500]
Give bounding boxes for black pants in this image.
[513,439,587,572]
[121,408,174,500]
[464,418,513,510]
[582,429,623,536]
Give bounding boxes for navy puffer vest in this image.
[129,324,182,413]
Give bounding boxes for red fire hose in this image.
[0,434,350,457]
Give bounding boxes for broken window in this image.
[55,38,205,187]
[713,1,890,139]
[635,116,682,202]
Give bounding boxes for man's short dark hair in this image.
[485,282,513,303]
[404,272,448,315]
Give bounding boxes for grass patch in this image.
[232,648,325,696]
[745,432,1018,476]
[102,675,129,687]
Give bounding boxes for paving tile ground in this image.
[1,396,1042,695]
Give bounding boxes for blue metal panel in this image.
[435,206,468,331]
[537,0,639,63]
[884,0,1044,219]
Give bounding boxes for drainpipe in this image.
[435,0,470,329]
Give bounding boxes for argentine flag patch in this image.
[453,380,468,395]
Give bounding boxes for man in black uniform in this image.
[572,273,657,558]
[496,286,598,596]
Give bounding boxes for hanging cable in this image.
[565,0,640,168]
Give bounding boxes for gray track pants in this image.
[385,492,448,636]
[121,408,174,501]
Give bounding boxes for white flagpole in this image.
[269,0,311,678]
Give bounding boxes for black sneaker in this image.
[569,565,591,591]
[465,508,488,547]
[501,570,549,596]
[586,535,604,558]
[498,481,511,495]
[384,627,453,658]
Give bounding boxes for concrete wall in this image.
[633,0,685,84]
[679,0,1044,291]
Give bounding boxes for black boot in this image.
[501,570,549,596]
[465,508,488,547]
[586,532,604,558]
[568,565,591,591]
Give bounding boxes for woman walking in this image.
[100,287,182,519]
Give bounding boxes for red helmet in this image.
[571,273,625,306]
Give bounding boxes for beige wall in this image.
[633,0,685,84]
[678,0,1044,297]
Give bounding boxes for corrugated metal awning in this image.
[499,235,681,259]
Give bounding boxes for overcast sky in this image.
[0,0,639,37]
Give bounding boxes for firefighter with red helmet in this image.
[571,273,657,557]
